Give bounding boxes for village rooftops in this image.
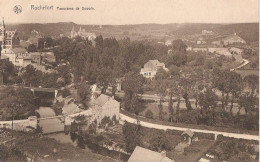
[93,94,114,107]
[128,146,174,162]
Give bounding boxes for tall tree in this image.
[123,72,144,114]
[244,74,258,96]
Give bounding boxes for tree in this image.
[27,44,37,52]
[198,87,218,116]
[153,79,168,120]
[168,88,174,122]
[123,72,145,114]
[96,67,113,93]
[149,132,172,152]
[21,65,43,87]
[1,60,21,84]
[122,121,142,153]
[228,72,243,114]
[171,39,187,53]
[57,63,72,86]
[0,87,38,120]
[77,83,91,108]
[244,74,258,96]
[238,92,258,115]
[212,69,230,111]
[145,110,154,119]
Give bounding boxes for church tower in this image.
[0,17,6,49]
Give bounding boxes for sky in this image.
[0,0,259,25]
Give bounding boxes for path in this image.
[119,113,259,141]
[230,58,250,71]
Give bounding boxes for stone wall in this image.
[0,116,37,131]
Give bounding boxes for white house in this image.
[140,60,168,79]
[92,94,120,124]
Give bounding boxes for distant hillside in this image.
[5,22,259,42]
[214,23,259,42]
[172,23,259,42]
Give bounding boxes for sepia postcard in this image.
[0,0,259,161]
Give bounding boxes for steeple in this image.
[2,17,5,28]
[79,26,81,32]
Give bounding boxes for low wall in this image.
[65,109,93,126]
[0,116,37,131]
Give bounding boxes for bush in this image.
[145,110,154,119]
[101,116,113,128]
[112,115,118,124]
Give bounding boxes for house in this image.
[128,146,174,162]
[181,129,194,145]
[92,94,120,124]
[140,60,168,79]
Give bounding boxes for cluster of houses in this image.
[0,18,56,68]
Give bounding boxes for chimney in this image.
[161,150,166,158]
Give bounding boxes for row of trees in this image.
[20,64,71,88]
[147,66,259,130]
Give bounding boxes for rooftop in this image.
[128,146,174,162]
[93,94,113,107]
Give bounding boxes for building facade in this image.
[91,94,120,124]
[140,60,168,79]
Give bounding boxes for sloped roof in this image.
[181,129,194,137]
[93,94,112,107]
[128,146,174,162]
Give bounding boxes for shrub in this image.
[101,116,113,128]
[145,110,154,119]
